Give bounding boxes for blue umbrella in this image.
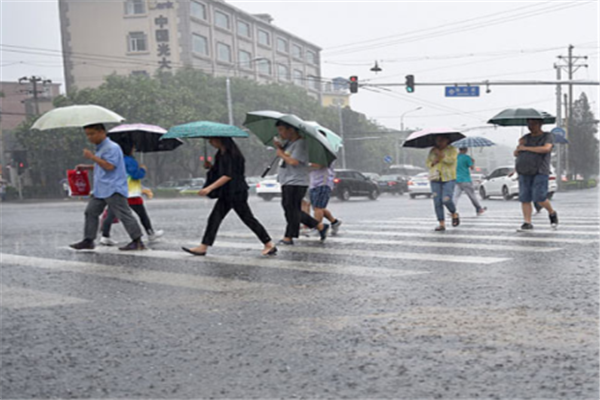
[452,136,496,148]
[553,133,569,144]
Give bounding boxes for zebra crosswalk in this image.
[1,213,598,309]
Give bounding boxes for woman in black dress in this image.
[182,137,277,256]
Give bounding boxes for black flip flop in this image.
[263,246,278,256]
[452,214,460,227]
[182,247,206,256]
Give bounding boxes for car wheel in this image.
[368,189,379,200]
[262,194,274,201]
[502,186,511,201]
[410,194,416,199]
[338,188,350,201]
[480,187,488,200]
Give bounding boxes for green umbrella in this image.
[162,121,249,139]
[305,121,343,155]
[487,108,556,126]
[243,111,339,166]
[31,104,125,130]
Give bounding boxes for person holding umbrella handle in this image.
[274,121,329,245]
[182,137,277,256]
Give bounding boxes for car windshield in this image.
[380,175,398,180]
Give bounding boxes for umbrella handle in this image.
[261,156,279,178]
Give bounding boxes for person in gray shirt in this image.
[275,121,329,245]
[513,118,558,231]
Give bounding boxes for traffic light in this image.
[13,151,28,175]
[405,75,415,93]
[349,76,358,93]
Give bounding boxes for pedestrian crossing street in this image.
[2,212,598,309]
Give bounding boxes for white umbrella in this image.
[31,105,125,131]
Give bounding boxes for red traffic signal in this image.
[349,76,358,93]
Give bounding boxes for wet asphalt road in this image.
[1,188,599,399]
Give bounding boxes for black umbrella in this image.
[108,124,183,153]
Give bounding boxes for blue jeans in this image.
[430,180,457,221]
[518,174,549,203]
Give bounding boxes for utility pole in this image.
[554,64,563,189]
[337,104,347,169]
[556,45,588,179]
[18,76,52,116]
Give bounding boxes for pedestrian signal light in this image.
[349,76,358,93]
[405,75,415,93]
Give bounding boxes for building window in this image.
[277,64,290,81]
[308,75,320,90]
[238,50,252,67]
[215,10,230,30]
[191,1,206,20]
[257,59,271,75]
[217,42,232,63]
[237,20,251,38]
[127,32,147,52]
[306,50,317,65]
[192,34,208,55]
[125,0,146,15]
[276,37,288,53]
[258,29,270,46]
[293,69,303,86]
[292,44,302,59]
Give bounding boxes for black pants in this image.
[281,185,319,239]
[202,192,271,246]
[102,203,153,237]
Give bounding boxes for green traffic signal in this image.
[405,74,415,93]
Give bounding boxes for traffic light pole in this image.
[362,80,599,88]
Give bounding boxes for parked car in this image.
[246,176,261,195]
[377,174,408,195]
[362,172,381,183]
[256,175,281,201]
[407,172,432,199]
[471,173,484,190]
[332,169,380,201]
[479,166,557,201]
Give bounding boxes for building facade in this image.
[59,0,323,96]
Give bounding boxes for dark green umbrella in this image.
[487,108,556,126]
[162,121,249,139]
[243,111,338,166]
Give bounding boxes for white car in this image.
[479,166,557,201]
[256,175,281,201]
[408,172,432,198]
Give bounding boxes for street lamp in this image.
[397,106,422,164]
[226,57,268,125]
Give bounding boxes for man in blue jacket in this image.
[70,124,145,251]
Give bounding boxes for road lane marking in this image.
[0,284,89,309]
[197,236,511,264]
[387,216,600,224]
[85,247,430,278]
[345,223,598,236]
[358,219,600,231]
[1,253,268,292]
[340,229,598,244]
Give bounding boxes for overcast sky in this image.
[1,0,598,146]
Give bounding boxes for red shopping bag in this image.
[67,169,91,196]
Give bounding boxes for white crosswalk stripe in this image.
[359,219,600,231]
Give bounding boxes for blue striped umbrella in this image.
[452,136,496,148]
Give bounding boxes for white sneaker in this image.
[148,230,164,242]
[331,220,342,235]
[100,236,118,246]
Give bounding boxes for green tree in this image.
[568,92,599,179]
[14,68,391,196]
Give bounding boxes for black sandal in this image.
[452,214,460,227]
[263,246,278,256]
[182,247,206,256]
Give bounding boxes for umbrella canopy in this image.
[402,127,466,149]
[243,111,338,166]
[304,121,343,154]
[108,123,183,153]
[452,136,496,148]
[31,105,125,130]
[162,121,249,139]
[487,108,556,126]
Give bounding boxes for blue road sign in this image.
[384,156,393,163]
[551,127,566,138]
[445,86,480,97]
